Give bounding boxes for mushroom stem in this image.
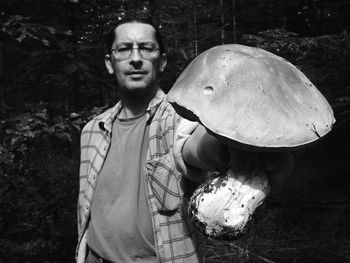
[227,147,264,175]
[189,168,270,239]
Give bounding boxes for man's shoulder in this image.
[82,105,116,132]
[156,98,178,118]
[152,98,182,133]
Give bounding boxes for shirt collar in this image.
[99,88,165,134]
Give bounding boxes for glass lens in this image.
[112,47,159,60]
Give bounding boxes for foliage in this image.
[1,0,349,116]
[0,105,106,263]
[0,0,349,262]
[0,12,112,116]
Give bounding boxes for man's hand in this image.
[183,125,229,171]
[183,124,294,190]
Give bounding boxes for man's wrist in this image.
[183,125,229,170]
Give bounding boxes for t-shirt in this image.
[87,112,157,262]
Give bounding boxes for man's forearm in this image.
[182,125,229,171]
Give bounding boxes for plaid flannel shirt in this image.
[76,89,199,263]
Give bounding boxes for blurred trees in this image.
[1,0,349,117]
[0,0,350,262]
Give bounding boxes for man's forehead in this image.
[114,22,157,44]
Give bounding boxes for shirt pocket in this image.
[146,154,183,214]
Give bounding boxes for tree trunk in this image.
[220,0,225,44]
[193,0,198,56]
[232,0,237,43]
[68,0,81,111]
[0,44,5,117]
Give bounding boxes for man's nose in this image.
[130,48,142,61]
[130,48,142,67]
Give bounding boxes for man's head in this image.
[105,19,167,97]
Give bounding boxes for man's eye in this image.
[140,46,154,52]
[117,47,131,52]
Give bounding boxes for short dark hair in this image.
[105,17,165,55]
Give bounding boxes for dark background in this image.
[0,0,349,262]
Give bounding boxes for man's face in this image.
[105,22,167,96]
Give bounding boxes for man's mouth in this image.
[126,70,147,75]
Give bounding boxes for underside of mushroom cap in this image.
[167,44,335,150]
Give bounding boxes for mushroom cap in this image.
[167,44,335,150]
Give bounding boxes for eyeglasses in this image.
[111,46,160,60]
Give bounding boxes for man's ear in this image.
[159,53,167,72]
[105,54,114,74]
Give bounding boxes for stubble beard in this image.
[118,80,158,104]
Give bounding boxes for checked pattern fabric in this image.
[76,89,199,263]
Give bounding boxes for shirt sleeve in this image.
[173,118,209,182]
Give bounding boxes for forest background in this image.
[0,0,350,262]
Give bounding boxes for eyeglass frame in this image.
[110,45,161,60]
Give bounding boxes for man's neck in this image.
[119,87,158,119]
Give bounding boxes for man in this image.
[76,18,202,263]
[76,17,293,263]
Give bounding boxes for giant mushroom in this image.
[167,44,335,239]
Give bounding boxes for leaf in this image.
[10,137,18,145]
[178,48,189,60]
[0,152,14,164]
[17,144,27,153]
[0,145,4,154]
[56,132,72,142]
[16,32,27,42]
[63,30,73,36]
[42,39,50,46]
[69,112,80,119]
[14,15,27,21]
[91,106,107,115]
[47,27,56,35]
[71,123,82,131]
